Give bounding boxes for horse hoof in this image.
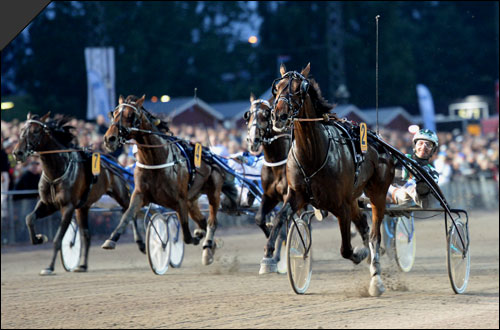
[73,266,87,273]
[202,248,214,265]
[101,239,116,250]
[35,234,48,245]
[259,258,277,275]
[194,229,206,239]
[136,241,146,254]
[39,268,54,276]
[353,246,370,264]
[368,275,385,297]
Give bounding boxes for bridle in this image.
[20,119,76,156]
[245,99,275,146]
[271,71,310,130]
[109,102,143,146]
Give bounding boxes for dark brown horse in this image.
[12,113,145,275]
[267,63,395,296]
[244,94,291,268]
[103,95,228,265]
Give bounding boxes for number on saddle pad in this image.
[194,143,202,168]
[92,153,101,175]
[360,123,368,154]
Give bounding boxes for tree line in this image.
[1,1,498,121]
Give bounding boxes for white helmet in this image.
[413,128,438,153]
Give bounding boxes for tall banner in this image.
[416,84,436,131]
[85,47,115,122]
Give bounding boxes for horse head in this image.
[13,112,53,162]
[244,93,274,154]
[271,63,311,132]
[104,94,146,152]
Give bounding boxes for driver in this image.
[387,128,440,208]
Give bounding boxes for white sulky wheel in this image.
[394,214,416,272]
[447,219,470,294]
[287,218,312,294]
[166,214,184,268]
[60,218,81,272]
[146,213,171,275]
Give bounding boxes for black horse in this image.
[13,113,145,275]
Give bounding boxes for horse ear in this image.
[250,93,255,103]
[280,63,287,77]
[137,94,146,108]
[118,95,124,104]
[41,112,51,122]
[301,63,311,78]
[27,112,32,120]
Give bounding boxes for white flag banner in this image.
[85,47,115,122]
[416,84,436,131]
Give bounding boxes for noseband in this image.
[245,99,275,145]
[109,102,143,145]
[271,71,310,129]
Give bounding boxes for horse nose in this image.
[279,113,289,121]
[107,135,117,144]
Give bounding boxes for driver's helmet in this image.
[413,128,438,153]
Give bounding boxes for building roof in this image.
[143,97,224,121]
[361,106,415,126]
[211,100,251,121]
[333,104,369,122]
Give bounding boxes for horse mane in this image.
[306,77,336,117]
[32,114,78,147]
[124,95,170,133]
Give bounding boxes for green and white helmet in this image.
[413,128,438,152]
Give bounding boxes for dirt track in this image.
[1,209,498,329]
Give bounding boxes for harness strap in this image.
[42,159,75,203]
[136,159,184,169]
[291,132,331,202]
[262,158,287,167]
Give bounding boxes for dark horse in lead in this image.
[266,63,395,296]
[244,94,291,268]
[13,113,145,275]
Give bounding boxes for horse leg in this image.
[109,184,146,254]
[255,194,278,238]
[40,205,75,275]
[73,207,90,272]
[201,190,221,266]
[187,200,207,241]
[102,191,143,249]
[259,192,296,274]
[337,206,369,265]
[366,194,387,297]
[350,202,370,248]
[131,216,146,254]
[25,200,57,245]
[178,200,198,245]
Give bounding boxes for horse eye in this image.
[243,111,250,121]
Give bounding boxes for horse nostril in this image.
[15,150,23,157]
[108,136,116,143]
[279,113,288,121]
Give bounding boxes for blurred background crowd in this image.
[1,116,498,244]
[2,116,499,193]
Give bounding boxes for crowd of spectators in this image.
[1,114,498,243]
[1,115,499,197]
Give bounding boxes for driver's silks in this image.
[194,143,202,168]
[92,153,101,175]
[360,123,368,154]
